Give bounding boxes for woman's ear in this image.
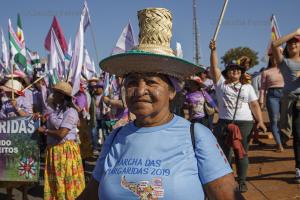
[169,90,176,101]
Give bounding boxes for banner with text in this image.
[0,116,40,182]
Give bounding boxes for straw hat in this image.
[52,81,72,97]
[100,8,204,79]
[0,79,24,94]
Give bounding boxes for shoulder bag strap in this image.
[190,122,196,151]
[232,84,243,123]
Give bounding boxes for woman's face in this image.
[287,39,300,57]
[124,73,176,118]
[52,90,65,105]
[226,68,242,82]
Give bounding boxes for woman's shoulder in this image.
[65,107,79,116]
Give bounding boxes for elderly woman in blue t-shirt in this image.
[78,8,244,200]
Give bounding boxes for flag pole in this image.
[11,64,15,100]
[89,23,99,65]
[21,75,46,92]
[213,0,229,41]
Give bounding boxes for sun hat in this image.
[52,81,72,97]
[221,63,246,78]
[188,76,206,88]
[287,35,300,43]
[88,77,99,82]
[99,8,204,79]
[0,79,24,95]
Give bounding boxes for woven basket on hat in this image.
[100,8,204,79]
[52,81,72,97]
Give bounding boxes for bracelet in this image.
[16,107,22,112]
[44,129,49,135]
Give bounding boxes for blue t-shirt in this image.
[93,115,232,200]
[279,58,300,94]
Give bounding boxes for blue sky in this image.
[0,0,298,73]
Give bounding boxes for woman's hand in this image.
[103,96,110,105]
[209,39,216,51]
[32,113,41,120]
[11,99,17,108]
[37,126,46,134]
[259,103,265,110]
[256,121,267,133]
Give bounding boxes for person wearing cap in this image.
[185,76,217,127]
[272,28,300,183]
[78,8,243,200]
[37,81,85,199]
[209,40,267,193]
[259,53,285,152]
[0,79,34,200]
[88,78,106,152]
[0,79,32,119]
[74,80,93,161]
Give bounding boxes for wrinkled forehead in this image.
[124,72,170,82]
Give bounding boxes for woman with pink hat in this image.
[272,28,300,183]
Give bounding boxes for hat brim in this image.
[99,51,204,79]
[52,88,72,97]
[222,65,245,78]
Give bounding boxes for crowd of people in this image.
[1,6,300,200]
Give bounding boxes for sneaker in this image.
[238,182,248,193]
[296,168,300,183]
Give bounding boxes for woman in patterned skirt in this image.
[38,81,85,200]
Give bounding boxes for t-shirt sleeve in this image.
[194,123,232,184]
[215,75,225,88]
[60,108,79,130]
[247,85,258,102]
[92,129,118,182]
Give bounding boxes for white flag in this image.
[83,48,96,80]
[83,0,91,32]
[67,37,72,57]
[1,28,9,69]
[50,28,65,79]
[70,7,85,95]
[111,22,136,55]
[176,42,183,58]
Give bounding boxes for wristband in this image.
[45,129,49,135]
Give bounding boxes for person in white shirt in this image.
[209,39,267,193]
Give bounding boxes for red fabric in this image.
[225,123,247,159]
[44,16,68,53]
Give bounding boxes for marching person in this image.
[78,7,244,200]
[259,54,285,152]
[38,81,85,199]
[209,39,267,192]
[272,28,300,183]
[0,79,33,200]
[185,76,217,127]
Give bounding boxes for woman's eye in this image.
[125,80,138,87]
[146,80,157,85]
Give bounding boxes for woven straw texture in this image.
[52,81,72,97]
[136,8,174,56]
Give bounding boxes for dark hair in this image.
[267,58,272,68]
[283,45,289,58]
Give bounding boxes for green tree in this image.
[221,47,259,68]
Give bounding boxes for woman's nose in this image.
[135,80,147,96]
